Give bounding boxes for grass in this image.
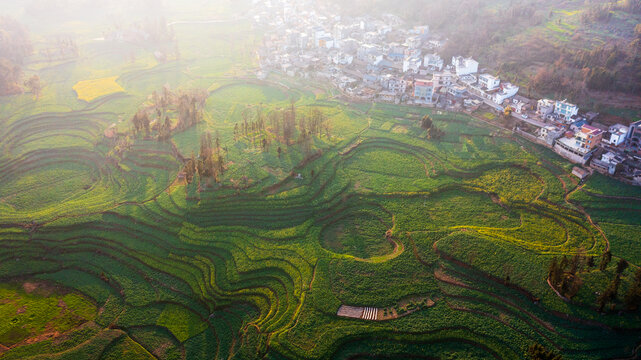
[2,6,641,359]
[0,283,96,347]
[72,76,125,102]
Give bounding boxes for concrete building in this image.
[423,53,444,71]
[433,70,455,87]
[403,56,422,73]
[627,120,641,152]
[413,79,434,104]
[447,85,466,97]
[492,83,519,105]
[539,126,564,145]
[478,74,500,91]
[451,56,478,76]
[602,124,629,146]
[554,100,579,121]
[537,99,555,117]
[405,35,422,49]
[555,134,592,165]
[575,125,603,152]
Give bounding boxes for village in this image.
[252,0,641,185]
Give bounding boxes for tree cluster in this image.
[233,103,330,153]
[580,4,613,23]
[131,86,206,141]
[420,115,445,140]
[597,257,629,312]
[527,343,563,360]
[624,268,641,311]
[40,36,79,63]
[182,132,225,185]
[548,251,588,299]
[0,17,32,96]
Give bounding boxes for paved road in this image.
[476,96,546,128]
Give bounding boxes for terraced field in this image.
[2,89,641,359]
[2,7,641,359]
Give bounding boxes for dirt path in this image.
[354,235,404,263]
[565,185,610,252]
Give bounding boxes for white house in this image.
[447,85,466,97]
[451,56,479,76]
[433,70,455,87]
[478,74,500,91]
[537,99,555,117]
[381,74,407,94]
[405,35,422,49]
[403,56,422,73]
[331,52,354,65]
[423,53,443,71]
[492,83,519,105]
[554,100,579,121]
[603,124,629,146]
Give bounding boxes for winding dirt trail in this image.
[565,185,610,252]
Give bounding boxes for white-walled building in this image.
[423,53,444,71]
[478,74,500,91]
[433,70,455,87]
[405,35,422,49]
[331,52,354,65]
[403,56,422,73]
[537,99,555,117]
[492,83,519,105]
[451,56,479,76]
[554,100,579,121]
[381,74,407,94]
[603,124,629,146]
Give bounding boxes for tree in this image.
[624,269,641,311]
[600,251,611,271]
[570,248,586,275]
[277,146,282,158]
[598,275,622,312]
[559,256,569,272]
[24,75,41,99]
[548,257,561,287]
[0,17,32,96]
[420,115,433,130]
[527,343,563,360]
[616,259,629,275]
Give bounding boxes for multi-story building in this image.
[433,70,454,87]
[575,125,603,151]
[554,100,579,121]
[627,120,641,154]
[405,35,422,49]
[478,74,500,91]
[403,56,422,73]
[537,99,555,117]
[423,53,443,71]
[413,79,434,104]
[603,124,629,146]
[447,85,466,97]
[492,83,519,105]
[381,74,407,94]
[451,56,478,76]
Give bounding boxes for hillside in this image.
[1,1,641,359]
[330,0,641,123]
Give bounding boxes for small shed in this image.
[572,167,590,180]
